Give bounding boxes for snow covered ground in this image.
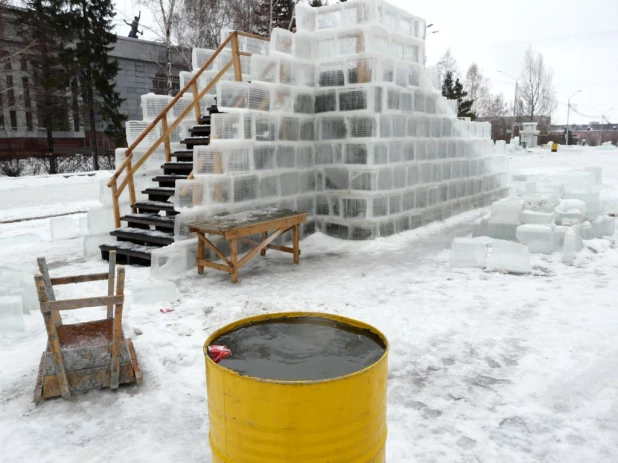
[1,147,617,462]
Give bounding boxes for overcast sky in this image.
[113,0,618,125]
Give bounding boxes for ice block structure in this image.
[168,0,510,242]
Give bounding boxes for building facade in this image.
[0,5,189,158]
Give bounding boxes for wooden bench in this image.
[189,208,308,283]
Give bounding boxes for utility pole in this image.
[599,108,614,145]
[498,70,524,140]
[565,89,582,146]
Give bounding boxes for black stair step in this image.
[153,174,188,187]
[162,162,193,174]
[99,241,155,265]
[173,150,193,161]
[100,241,156,266]
[122,213,175,229]
[143,187,175,200]
[132,200,176,213]
[182,136,210,148]
[207,105,221,114]
[190,125,211,137]
[111,227,174,246]
[198,115,211,125]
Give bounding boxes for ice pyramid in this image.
[121,0,510,243]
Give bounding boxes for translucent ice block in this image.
[50,215,80,241]
[563,229,576,265]
[449,238,488,269]
[489,239,531,274]
[0,296,25,332]
[129,281,180,305]
[516,224,554,254]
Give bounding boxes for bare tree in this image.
[518,46,557,122]
[464,63,485,113]
[436,49,458,87]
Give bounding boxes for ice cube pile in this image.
[451,166,616,271]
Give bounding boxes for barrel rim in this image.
[204,311,389,385]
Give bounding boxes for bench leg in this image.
[293,224,300,264]
[260,232,268,256]
[230,238,239,284]
[197,233,205,275]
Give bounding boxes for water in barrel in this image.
[209,316,386,381]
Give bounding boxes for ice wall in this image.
[131,0,511,243]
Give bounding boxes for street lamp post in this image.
[423,23,439,40]
[565,89,582,146]
[498,70,524,140]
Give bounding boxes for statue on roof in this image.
[124,11,143,39]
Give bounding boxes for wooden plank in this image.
[224,216,306,240]
[35,275,71,400]
[230,32,243,81]
[42,363,135,399]
[197,232,205,275]
[202,235,231,266]
[260,232,268,256]
[107,251,116,319]
[197,259,233,274]
[230,239,239,283]
[237,228,284,269]
[161,113,172,163]
[42,295,124,313]
[50,273,109,286]
[36,257,61,327]
[127,339,143,386]
[293,224,300,264]
[191,82,202,121]
[127,158,137,209]
[241,237,296,255]
[110,267,125,390]
[237,31,270,41]
[111,181,121,229]
[33,354,45,404]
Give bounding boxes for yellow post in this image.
[204,312,389,463]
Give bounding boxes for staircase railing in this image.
[107,31,270,229]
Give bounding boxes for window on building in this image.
[26,112,33,130]
[10,111,17,130]
[6,76,14,106]
[20,56,28,71]
[22,77,31,107]
[0,113,5,130]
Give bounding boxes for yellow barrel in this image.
[204,312,388,463]
[552,142,558,152]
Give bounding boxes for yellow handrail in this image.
[107,31,270,228]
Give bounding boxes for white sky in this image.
[113,0,618,125]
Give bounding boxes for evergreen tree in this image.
[256,0,296,35]
[441,70,475,119]
[65,0,125,170]
[15,0,72,174]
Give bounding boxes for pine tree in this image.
[256,0,296,35]
[441,70,475,119]
[14,0,72,174]
[65,0,125,170]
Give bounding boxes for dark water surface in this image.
[211,316,386,381]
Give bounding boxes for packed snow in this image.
[1,147,618,462]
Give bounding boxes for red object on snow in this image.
[208,345,232,363]
[160,308,174,313]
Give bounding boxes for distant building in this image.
[0,5,189,158]
[548,122,618,146]
[475,116,552,142]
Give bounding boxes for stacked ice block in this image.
[170,0,510,242]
